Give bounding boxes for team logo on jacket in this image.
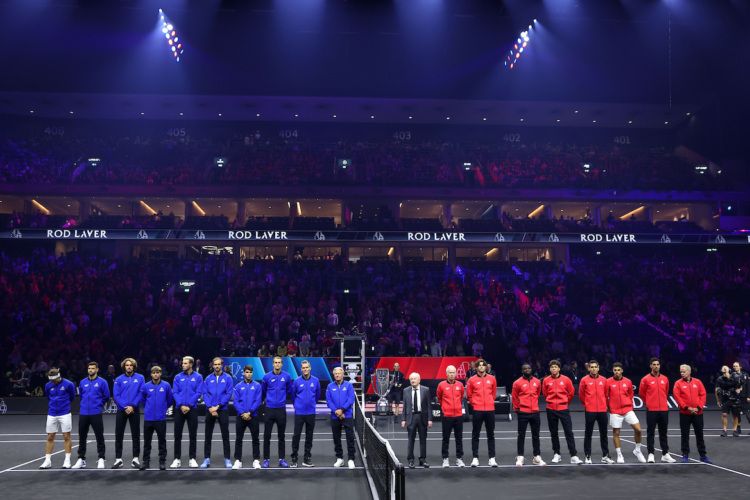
[159,387,164,392]
[310,383,314,388]
[0,398,7,414]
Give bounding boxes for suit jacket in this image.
[402,385,431,425]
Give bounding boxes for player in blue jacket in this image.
[261,356,293,468]
[73,361,111,469]
[232,365,263,469]
[326,367,356,469]
[112,357,145,469]
[40,368,76,469]
[170,355,203,468]
[139,366,174,471]
[291,360,321,467]
[200,357,234,469]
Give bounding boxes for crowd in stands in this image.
[2,248,747,397]
[0,129,736,190]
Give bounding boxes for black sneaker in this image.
[159,462,166,471]
[140,462,150,471]
[720,431,727,437]
[302,459,314,467]
[733,430,740,437]
[408,460,415,469]
[291,461,298,468]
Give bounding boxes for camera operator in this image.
[715,365,742,437]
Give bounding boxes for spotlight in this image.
[159,10,184,62]
[504,21,535,70]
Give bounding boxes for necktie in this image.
[413,387,418,413]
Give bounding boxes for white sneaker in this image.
[551,454,562,464]
[633,448,646,463]
[601,456,615,464]
[661,453,676,463]
[455,459,466,467]
[72,458,86,469]
[333,458,345,467]
[570,456,583,465]
[616,454,625,464]
[515,456,524,466]
[170,459,181,468]
[97,459,105,469]
[131,457,140,468]
[584,456,592,464]
[647,453,655,463]
[252,460,261,469]
[348,460,355,469]
[442,459,450,468]
[62,459,71,469]
[470,457,479,467]
[39,458,52,469]
[532,456,546,466]
[188,459,199,468]
[232,460,242,470]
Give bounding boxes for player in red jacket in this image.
[579,360,613,464]
[673,364,711,463]
[511,364,545,466]
[638,358,676,463]
[436,365,466,468]
[466,359,497,467]
[606,362,646,463]
[542,360,581,464]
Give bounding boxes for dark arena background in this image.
[1,1,749,499]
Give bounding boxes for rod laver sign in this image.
[2,229,749,245]
[228,230,288,240]
[580,233,637,243]
[407,232,466,241]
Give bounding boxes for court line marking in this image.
[1,466,366,473]
[0,442,85,475]
[619,438,750,480]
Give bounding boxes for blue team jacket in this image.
[78,376,111,415]
[292,375,321,415]
[113,372,145,410]
[262,371,293,409]
[45,379,76,417]
[173,371,203,408]
[140,380,174,421]
[326,380,355,419]
[233,380,262,416]
[202,372,234,410]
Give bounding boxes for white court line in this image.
[0,435,741,444]
[0,438,353,443]
[406,462,705,470]
[619,438,750,480]
[0,442,85,475]
[2,466,365,472]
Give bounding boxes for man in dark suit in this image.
[401,372,432,468]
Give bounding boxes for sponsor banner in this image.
[3,228,749,245]
[223,357,335,384]
[367,356,479,394]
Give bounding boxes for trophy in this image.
[375,368,391,415]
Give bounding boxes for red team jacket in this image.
[511,376,542,413]
[579,375,608,412]
[639,374,670,411]
[436,380,465,418]
[672,377,707,415]
[467,374,497,412]
[542,374,575,411]
[606,376,634,415]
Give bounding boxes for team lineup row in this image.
[394,359,746,468]
[39,356,746,471]
[41,356,357,470]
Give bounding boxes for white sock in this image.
[45,454,51,461]
[64,453,71,461]
[616,448,622,455]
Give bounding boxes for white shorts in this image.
[46,414,72,434]
[610,411,639,429]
